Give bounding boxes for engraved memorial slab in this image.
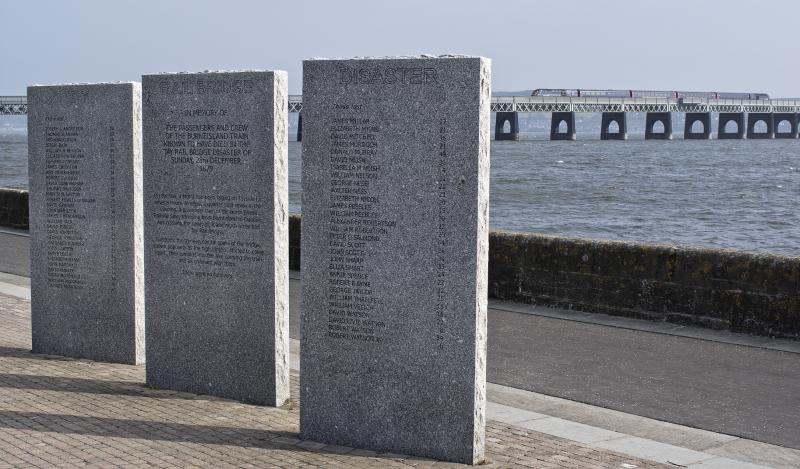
[27,82,144,364]
[142,71,289,406]
[300,56,491,464]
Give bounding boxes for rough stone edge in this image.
[272,70,291,406]
[141,70,277,77]
[472,57,491,465]
[131,83,145,365]
[28,81,140,87]
[305,54,484,61]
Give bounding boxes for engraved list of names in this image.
[300,57,491,464]
[28,83,144,365]
[326,106,393,343]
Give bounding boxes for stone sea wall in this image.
[489,231,799,339]
[0,188,28,229]
[3,196,796,339]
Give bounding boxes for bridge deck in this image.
[4,95,800,115]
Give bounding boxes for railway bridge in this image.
[491,95,800,140]
[3,95,800,141]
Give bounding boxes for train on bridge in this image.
[531,89,770,100]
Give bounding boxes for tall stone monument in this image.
[300,56,491,464]
[142,71,290,406]
[27,83,144,364]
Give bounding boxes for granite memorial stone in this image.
[300,56,491,464]
[27,82,144,364]
[142,71,290,406]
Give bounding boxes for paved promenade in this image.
[0,291,671,468]
[1,277,797,468]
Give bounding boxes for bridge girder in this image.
[0,104,27,115]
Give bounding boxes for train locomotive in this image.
[531,89,770,100]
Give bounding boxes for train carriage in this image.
[532,89,770,100]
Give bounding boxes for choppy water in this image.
[0,132,27,191]
[1,130,798,255]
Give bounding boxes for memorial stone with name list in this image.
[300,56,491,464]
[27,82,144,364]
[142,71,290,406]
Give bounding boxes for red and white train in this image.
[531,89,770,100]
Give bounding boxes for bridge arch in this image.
[774,113,799,138]
[601,112,627,140]
[718,112,745,139]
[684,112,711,139]
[645,112,672,140]
[550,112,577,140]
[747,113,775,139]
[494,111,520,141]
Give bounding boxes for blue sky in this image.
[2,0,799,96]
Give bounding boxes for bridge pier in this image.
[600,112,627,140]
[684,113,712,139]
[747,113,775,139]
[550,112,576,140]
[644,112,672,140]
[296,112,302,142]
[495,111,520,141]
[718,113,746,139]
[773,113,798,138]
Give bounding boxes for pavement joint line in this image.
[487,412,776,468]
[686,456,774,469]
[511,416,629,444]
[592,436,722,466]
[0,229,29,238]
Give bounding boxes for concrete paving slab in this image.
[486,402,548,424]
[707,438,800,469]
[687,456,773,469]
[487,382,740,452]
[515,417,627,444]
[0,282,29,300]
[594,436,716,466]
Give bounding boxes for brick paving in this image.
[0,292,669,468]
